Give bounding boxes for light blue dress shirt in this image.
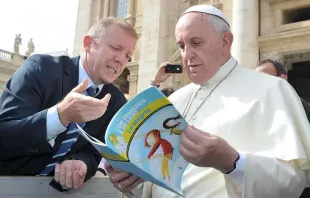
[46,58,103,145]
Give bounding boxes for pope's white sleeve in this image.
[224,152,246,191]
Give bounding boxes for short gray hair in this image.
[87,17,138,42]
[207,15,230,36]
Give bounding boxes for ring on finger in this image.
[118,183,123,189]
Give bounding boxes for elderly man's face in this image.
[175,13,230,84]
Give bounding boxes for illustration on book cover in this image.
[78,87,189,196]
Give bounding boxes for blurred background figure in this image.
[124,94,132,101]
[256,59,310,121]
[161,87,174,97]
[256,59,288,80]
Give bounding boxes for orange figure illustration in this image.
[145,129,173,180]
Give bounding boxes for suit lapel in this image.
[62,56,79,97]
[53,56,80,152]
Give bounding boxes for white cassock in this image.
[132,57,310,198]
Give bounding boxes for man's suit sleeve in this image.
[0,55,52,160]
[67,89,127,180]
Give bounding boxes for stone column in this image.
[103,0,110,17]
[137,0,179,92]
[109,0,116,17]
[126,0,135,26]
[231,0,259,69]
[72,0,100,56]
[127,62,139,96]
[98,0,104,20]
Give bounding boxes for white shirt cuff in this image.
[46,105,67,140]
[224,152,245,190]
[98,158,108,174]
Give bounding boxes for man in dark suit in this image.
[256,59,310,198]
[0,17,138,191]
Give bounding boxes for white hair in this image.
[208,15,231,36]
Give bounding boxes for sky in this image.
[0,0,79,56]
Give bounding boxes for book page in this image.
[105,87,189,196]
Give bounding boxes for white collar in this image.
[199,56,237,89]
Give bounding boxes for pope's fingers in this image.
[191,125,211,137]
[104,162,115,174]
[179,136,196,162]
[180,131,197,150]
[110,171,131,183]
[132,178,144,189]
[118,174,140,189]
[118,177,144,193]
[183,125,207,143]
[128,177,144,190]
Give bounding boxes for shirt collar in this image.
[79,58,104,92]
[198,56,237,89]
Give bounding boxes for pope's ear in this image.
[222,32,233,49]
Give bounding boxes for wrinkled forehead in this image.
[175,13,213,39]
[176,12,208,30]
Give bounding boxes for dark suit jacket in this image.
[0,54,127,181]
[300,98,310,122]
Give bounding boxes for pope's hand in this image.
[105,162,144,193]
[57,79,111,126]
[179,125,239,173]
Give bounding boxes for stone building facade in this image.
[0,50,25,93]
[73,0,310,101]
[1,0,310,99]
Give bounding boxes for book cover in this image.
[77,86,189,196]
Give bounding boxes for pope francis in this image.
[105,5,310,198]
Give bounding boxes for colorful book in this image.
[76,86,189,196]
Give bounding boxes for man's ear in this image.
[280,74,288,80]
[222,32,233,49]
[83,36,93,52]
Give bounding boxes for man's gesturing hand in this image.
[57,79,111,126]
